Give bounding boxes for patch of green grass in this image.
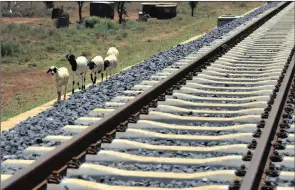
[1,90,55,121]
[0,1,264,121]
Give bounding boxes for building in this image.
[141,3,178,19]
[141,3,158,18]
[90,1,115,19]
[156,4,177,19]
[217,14,240,27]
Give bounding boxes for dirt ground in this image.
[0,17,42,24]
[1,70,54,108]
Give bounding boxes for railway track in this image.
[1,2,294,190]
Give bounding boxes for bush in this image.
[2,8,51,18]
[1,10,22,17]
[1,23,31,34]
[122,20,137,29]
[84,16,100,28]
[45,44,56,52]
[234,2,247,7]
[121,31,128,38]
[116,31,128,40]
[93,18,119,36]
[61,11,69,19]
[175,16,184,21]
[134,25,145,32]
[1,40,24,57]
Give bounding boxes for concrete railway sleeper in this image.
[1,2,294,190]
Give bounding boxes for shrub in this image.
[1,40,24,57]
[122,20,137,29]
[2,8,51,18]
[134,25,145,32]
[234,2,247,7]
[118,30,128,38]
[93,19,119,36]
[175,16,184,21]
[84,16,100,28]
[1,23,31,34]
[45,44,56,52]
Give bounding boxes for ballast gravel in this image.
[147,129,239,135]
[123,139,245,146]
[170,97,259,104]
[274,179,295,187]
[72,175,232,188]
[115,149,241,158]
[1,2,280,162]
[89,162,237,173]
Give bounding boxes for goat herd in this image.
[46,47,119,103]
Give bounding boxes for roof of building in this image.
[141,3,177,6]
[91,1,115,4]
[156,4,178,7]
[218,15,239,19]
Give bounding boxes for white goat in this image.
[104,54,118,79]
[66,54,88,93]
[47,66,69,103]
[106,47,119,58]
[87,55,105,84]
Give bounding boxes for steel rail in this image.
[1,2,291,190]
[259,70,295,190]
[240,51,295,189]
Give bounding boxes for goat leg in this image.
[64,84,67,100]
[101,72,104,81]
[72,81,75,94]
[90,73,94,84]
[79,74,83,90]
[57,91,61,103]
[83,75,86,90]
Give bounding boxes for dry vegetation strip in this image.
[0,1,263,122]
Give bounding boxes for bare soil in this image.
[0,17,43,24]
[1,69,54,108]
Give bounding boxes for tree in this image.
[77,1,84,22]
[44,1,54,9]
[7,2,11,10]
[189,1,198,17]
[115,2,128,24]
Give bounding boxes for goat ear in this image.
[46,69,51,73]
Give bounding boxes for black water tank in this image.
[90,2,115,19]
[56,17,69,28]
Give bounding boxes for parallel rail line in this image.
[1,2,294,190]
